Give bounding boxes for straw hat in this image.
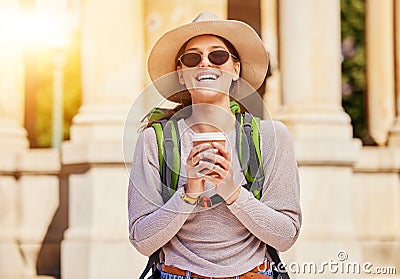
[147,12,269,101]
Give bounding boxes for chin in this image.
[189,87,229,102]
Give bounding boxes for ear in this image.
[177,66,185,85]
[232,62,240,81]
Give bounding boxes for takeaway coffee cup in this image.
[192,132,226,175]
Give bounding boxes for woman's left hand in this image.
[199,142,240,204]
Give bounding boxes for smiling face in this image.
[177,35,241,103]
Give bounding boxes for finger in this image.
[196,161,216,176]
[211,142,231,161]
[201,174,221,185]
[187,161,215,178]
[190,155,199,167]
[187,142,213,161]
[187,161,208,178]
[186,161,203,178]
[188,148,218,167]
[197,161,227,178]
[200,151,230,170]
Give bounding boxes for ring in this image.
[191,157,196,166]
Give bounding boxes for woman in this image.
[128,12,301,279]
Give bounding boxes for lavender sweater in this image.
[128,119,301,277]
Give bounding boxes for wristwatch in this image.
[178,187,199,205]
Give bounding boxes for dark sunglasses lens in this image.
[181,53,202,67]
[209,50,230,65]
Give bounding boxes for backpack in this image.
[139,102,289,279]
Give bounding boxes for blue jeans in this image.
[160,266,274,279]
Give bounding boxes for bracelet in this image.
[178,187,199,205]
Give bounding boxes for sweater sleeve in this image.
[227,120,302,252]
[128,127,196,256]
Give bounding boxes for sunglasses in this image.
[178,50,238,68]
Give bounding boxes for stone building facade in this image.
[0,0,399,278]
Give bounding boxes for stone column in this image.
[278,0,355,142]
[61,0,147,278]
[277,1,361,277]
[366,0,395,146]
[0,0,29,153]
[0,0,29,278]
[389,0,400,146]
[260,0,282,116]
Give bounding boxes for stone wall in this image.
[353,148,400,272]
[0,149,61,278]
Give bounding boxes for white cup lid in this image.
[192,132,226,142]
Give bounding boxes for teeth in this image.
[197,74,217,81]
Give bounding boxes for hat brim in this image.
[148,19,269,100]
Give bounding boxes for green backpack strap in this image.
[152,122,165,178]
[236,112,264,200]
[230,101,241,114]
[143,107,170,122]
[152,119,181,203]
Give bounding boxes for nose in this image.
[198,53,212,67]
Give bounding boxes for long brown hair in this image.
[143,35,241,129]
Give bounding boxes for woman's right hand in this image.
[185,142,218,197]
